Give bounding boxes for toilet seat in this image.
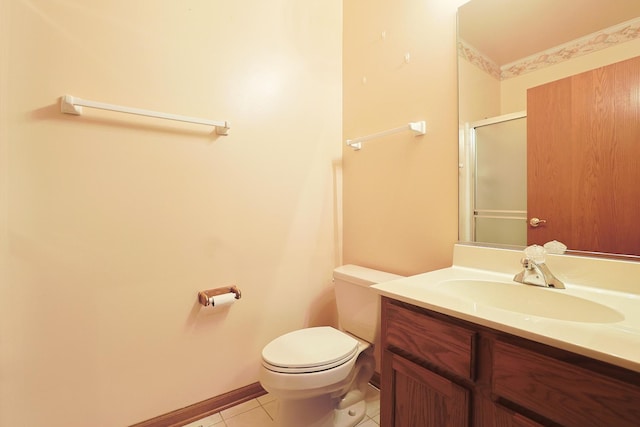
[262,326,359,374]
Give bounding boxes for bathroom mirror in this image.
[457,0,640,258]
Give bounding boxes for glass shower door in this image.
[473,115,527,246]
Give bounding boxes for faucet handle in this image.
[524,244,546,263]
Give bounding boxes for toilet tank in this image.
[333,265,404,343]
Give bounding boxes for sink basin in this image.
[435,279,625,323]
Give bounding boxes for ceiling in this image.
[458,0,640,66]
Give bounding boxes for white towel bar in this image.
[346,121,426,150]
[60,94,230,135]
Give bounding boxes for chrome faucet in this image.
[513,245,565,289]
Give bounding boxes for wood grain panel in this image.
[527,76,573,247]
[381,299,640,426]
[608,56,640,254]
[527,55,640,255]
[494,405,545,427]
[384,301,476,379]
[492,340,640,427]
[570,57,640,254]
[390,352,469,427]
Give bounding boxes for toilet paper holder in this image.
[198,285,242,307]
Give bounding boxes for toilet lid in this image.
[262,327,359,374]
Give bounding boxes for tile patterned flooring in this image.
[184,384,381,427]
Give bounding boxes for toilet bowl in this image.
[259,265,403,427]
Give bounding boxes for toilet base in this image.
[334,399,366,427]
[276,395,335,427]
[274,395,366,427]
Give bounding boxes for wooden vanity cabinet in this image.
[380,297,640,427]
[384,351,470,426]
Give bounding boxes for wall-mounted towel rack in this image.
[60,94,230,135]
[346,121,426,150]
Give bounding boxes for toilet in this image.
[259,265,403,427]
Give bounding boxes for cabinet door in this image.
[382,350,469,427]
[494,404,544,427]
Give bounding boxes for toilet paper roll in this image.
[208,292,236,308]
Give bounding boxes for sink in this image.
[435,279,625,323]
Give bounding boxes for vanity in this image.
[372,244,640,427]
[383,1,640,424]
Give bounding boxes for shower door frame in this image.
[459,111,527,244]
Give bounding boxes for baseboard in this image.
[131,374,381,427]
[130,382,267,427]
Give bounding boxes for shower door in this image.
[470,113,527,246]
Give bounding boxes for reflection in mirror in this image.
[457,0,640,257]
[472,115,526,246]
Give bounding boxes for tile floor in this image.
[184,384,381,427]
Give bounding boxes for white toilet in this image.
[260,265,403,427]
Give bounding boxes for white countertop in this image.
[371,244,640,373]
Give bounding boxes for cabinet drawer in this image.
[384,301,476,379]
[493,340,640,427]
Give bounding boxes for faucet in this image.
[513,245,565,289]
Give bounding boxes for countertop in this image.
[371,244,640,373]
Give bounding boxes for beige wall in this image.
[342,0,464,277]
[0,1,342,426]
[458,57,501,124]
[1,0,467,425]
